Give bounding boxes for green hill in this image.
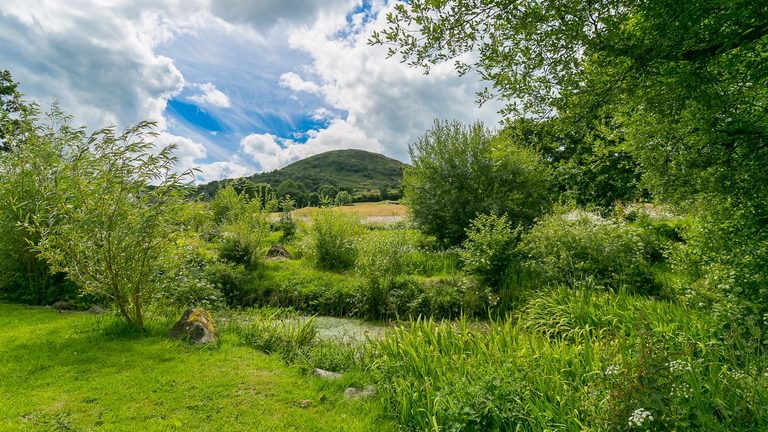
[197,149,406,205]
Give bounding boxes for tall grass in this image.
[367,289,768,431]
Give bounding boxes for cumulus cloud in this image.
[188,82,231,108]
[0,0,504,181]
[0,0,196,131]
[280,0,503,162]
[279,72,322,95]
[194,160,254,183]
[240,119,380,172]
[208,0,357,30]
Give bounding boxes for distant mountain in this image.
[197,149,406,204]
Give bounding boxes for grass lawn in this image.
[0,304,393,431]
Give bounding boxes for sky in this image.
[0,0,502,183]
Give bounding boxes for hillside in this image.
[197,149,406,204]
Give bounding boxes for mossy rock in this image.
[169,307,217,344]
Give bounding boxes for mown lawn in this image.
[0,304,393,431]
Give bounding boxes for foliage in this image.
[334,190,352,206]
[355,231,415,317]
[459,213,520,288]
[309,209,363,272]
[276,179,308,208]
[212,185,272,269]
[276,195,298,241]
[152,242,227,310]
[372,0,768,315]
[0,103,80,304]
[502,116,648,209]
[405,119,550,246]
[35,122,191,328]
[369,290,768,432]
[518,210,658,294]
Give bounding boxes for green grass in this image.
[0,304,393,431]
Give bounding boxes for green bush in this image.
[355,231,415,317]
[212,185,272,269]
[309,209,362,271]
[459,213,521,288]
[518,210,658,294]
[404,119,551,246]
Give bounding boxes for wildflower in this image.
[628,408,654,428]
[667,360,692,373]
[670,383,691,399]
[604,365,620,376]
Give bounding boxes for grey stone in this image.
[343,386,376,399]
[312,368,342,380]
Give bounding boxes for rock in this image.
[266,244,290,259]
[51,300,77,311]
[169,307,217,344]
[88,305,105,315]
[312,368,342,380]
[343,386,376,399]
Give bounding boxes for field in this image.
[0,304,392,432]
[288,202,407,223]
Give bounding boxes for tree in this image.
[231,177,257,199]
[335,190,352,206]
[0,99,80,304]
[405,120,550,246]
[276,179,307,207]
[36,122,192,328]
[373,0,768,327]
[0,69,30,153]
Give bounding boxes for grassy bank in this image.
[0,304,392,432]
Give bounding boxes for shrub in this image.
[459,213,521,288]
[153,243,226,311]
[518,210,658,294]
[310,209,362,271]
[355,231,414,317]
[212,185,272,269]
[405,119,550,246]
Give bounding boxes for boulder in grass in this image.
[312,368,342,380]
[344,386,376,399]
[266,244,290,259]
[169,308,217,344]
[51,300,78,311]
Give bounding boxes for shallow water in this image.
[309,316,388,342]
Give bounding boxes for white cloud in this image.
[208,0,357,30]
[281,1,503,163]
[189,82,231,108]
[279,72,322,94]
[240,118,381,172]
[0,0,504,180]
[194,161,254,183]
[154,131,208,173]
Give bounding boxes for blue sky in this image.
[0,0,502,182]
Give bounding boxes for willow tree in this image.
[37,122,192,328]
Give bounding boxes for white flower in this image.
[628,408,654,428]
[667,360,692,373]
[604,365,620,376]
[670,383,691,399]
